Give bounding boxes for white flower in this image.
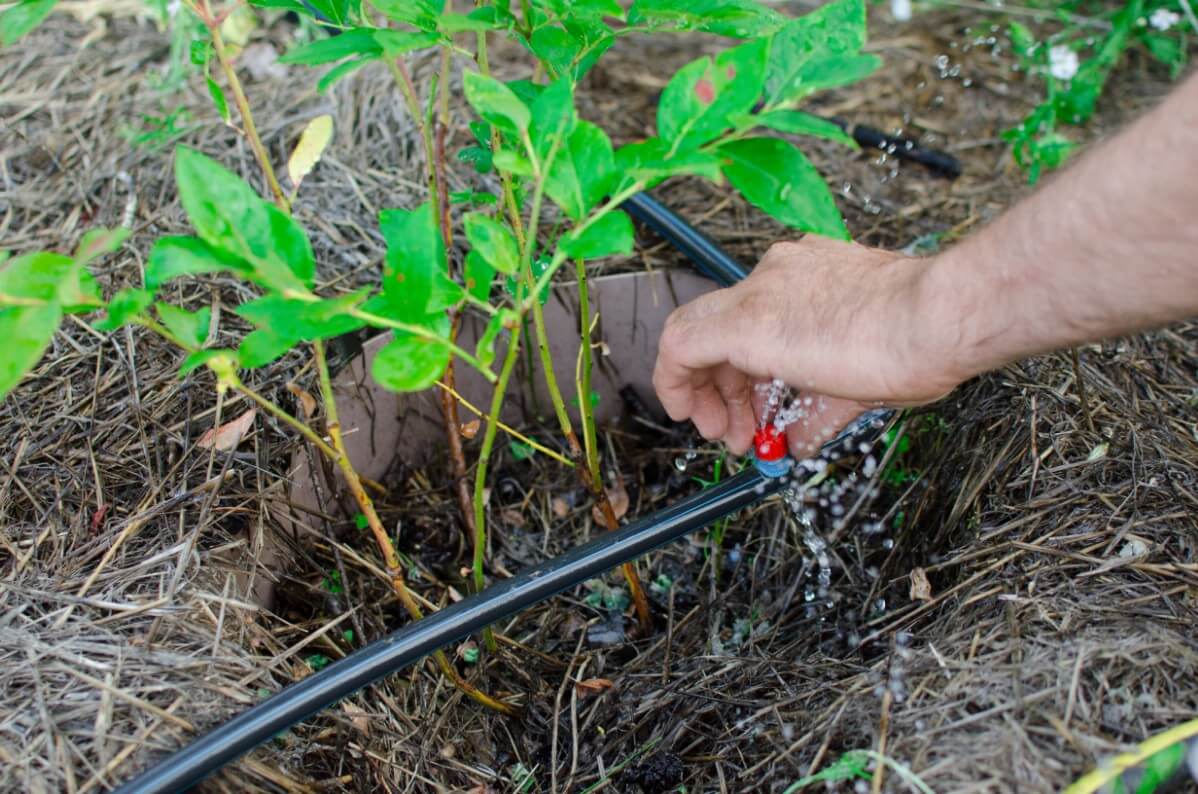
[1150,8,1181,30]
[891,0,913,22]
[1048,45,1079,81]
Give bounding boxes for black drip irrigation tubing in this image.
[114,199,899,793]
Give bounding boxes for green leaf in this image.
[450,190,498,206]
[374,28,441,56]
[561,210,633,260]
[613,138,722,189]
[279,28,380,64]
[1,0,57,46]
[438,7,512,33]
[464,213,521,275]
[372,0,439,30]
[157,303,211,347]
[317,57,374,92]
[0,251,77,303]
[372,314,451,392]
[304,0,358,27]
[374,202,448,321]
[247,0,310,14]
[764,0,870,106]
[206,76,230,124]
[658,38,769,151]
[238,328,295,368]
[529,77,576,161]
[463,71,531,136]
[545,121,615,221]
[464,250,496,304]
[95,288,153,332]
[235,291,367,341]
[740,110,858,148]
[784,750,871,791]
[174,147,315,293]
[795,54,881,96]
[146,236,253,290]
[528,21,614,81]
[492,149,533,176]
[719,137,847,239]
[629,0,782,38]
[0,304,60,400]
[178,349,233,376]
[73,228,130,266]
[509,439,535,460]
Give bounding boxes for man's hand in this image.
[652,236,958,457]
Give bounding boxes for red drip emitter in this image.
[752,424,791,477]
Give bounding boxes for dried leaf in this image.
[574,677,615,697]
[341,702,370,736]
[592,475,629,524]
[1086,442,1109,463]
[197,408,256,450]
[552,496,570,518]
[286,382,317,419]
[909,566,933,602]
[287,114,334,190]
[501,507,524,527]
[459,418,480,439]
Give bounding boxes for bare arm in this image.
[923,71,1198,383]
[653,73,1198,457]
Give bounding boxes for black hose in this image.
[622,193,750,287]
[113,469,784,794]
[830,117,963,179]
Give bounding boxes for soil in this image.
[1,2,1195,792]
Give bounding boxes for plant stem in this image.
[206,6,289,212]
[471,315,523,652]
[314,341,515,715]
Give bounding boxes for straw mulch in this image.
[1,3,1195,792]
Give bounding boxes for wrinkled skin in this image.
[652,236,956,457]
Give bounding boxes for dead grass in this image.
[1,2,1195,792]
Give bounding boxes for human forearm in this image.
[921,73,1198,384]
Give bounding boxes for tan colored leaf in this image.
[592,475,629,525]
[459,419,481,439]
[909,566,933,602]
[287,114,334,190]
[501,507,524,527]
[574,678,615,697]
[286,382,317,419]
[341,702,370,736]
[552,496,570,518]
[197,408,256,451]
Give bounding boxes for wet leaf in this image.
[197,408,257,450]
[288,114,334,190]
[719,137,848,240]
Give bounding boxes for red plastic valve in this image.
[754,424,787,462]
